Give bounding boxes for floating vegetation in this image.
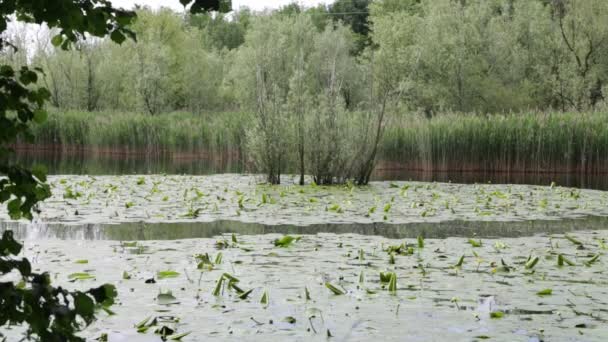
[157,270,180,279]
[5,175,608,229]
[273,235,301,247]
[7,230,607,341]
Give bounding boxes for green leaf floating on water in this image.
[157,270,180,279]
[74,259,88,264]
[325,282,345,295]
[564,234,583,246]
[274,235,301,247]
[260,289,269,305]
[525,256,539,269]
[388,273,397,293]
[490,311,504,319]
[238,289,254,300]
[537,288,553,296]
[557,254,576,266]
[468,239,482,247]
[585,253,600,266]
[169,332,192,340]
[68,272,95,281]
[282,316,296,324]
[417,235,425,248]
[455,255,465,267]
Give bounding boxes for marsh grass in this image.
[24,110,249,156]
[18,110,608,176]
[383,111,608,174]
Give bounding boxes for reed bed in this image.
[25,110,248,156]
[382,111,608,173]
[19,110,608,174]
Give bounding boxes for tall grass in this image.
[382,112,608,173]
[17,110,608,175]
[24,110,249,156]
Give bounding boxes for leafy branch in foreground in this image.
[0,231,117,341]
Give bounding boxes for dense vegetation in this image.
[3,0,608,182]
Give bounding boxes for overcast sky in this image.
[112,0,333,11]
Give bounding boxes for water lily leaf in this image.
[260,289,269,305]
[558,254,576,266]
[388,273,397,293]
[169,332,192,340]
[274,235,301,247]
[238,289,254,300]
[525,256,539,269]
[468,239,482,247]
[565,234,583,246]
[490,311,504,319]
[282,316,296,324]
[68,272,95,281]
[157,270,180,279]
[325,282,345,295]
[585,254,600,266]
[455,255,465,267]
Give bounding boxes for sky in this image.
[112,0,334,11]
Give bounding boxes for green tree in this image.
[329,0,371,54]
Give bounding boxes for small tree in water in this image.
[235,14,390,185]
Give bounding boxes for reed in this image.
[25,110,249,156]
[382,111,608,173]
[19,110,608,175]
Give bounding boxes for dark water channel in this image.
[13,150,608,190]
[4,216,608,241]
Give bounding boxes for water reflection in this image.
[13,151,608,190]
[3,216,608,241]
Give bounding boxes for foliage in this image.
[0,231,117,341]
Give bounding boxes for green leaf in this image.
[169,332,192,340]
[68,272,95,281]
[468,239,482,247]
[33,109,48,124]
[417,235,424,248]
[51,34,63,47]
[274,235,300,247]
[455,255,465,267]
[110,30,126,44]
[490,311,504,319]
[157,270,180,279]
[260,289,269,305]
[74,292,95,322]
[537,288,552,296]
[525,256,539,269]
[388,273,397,293]
[325,282,345,295]
[282,316,296,324]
